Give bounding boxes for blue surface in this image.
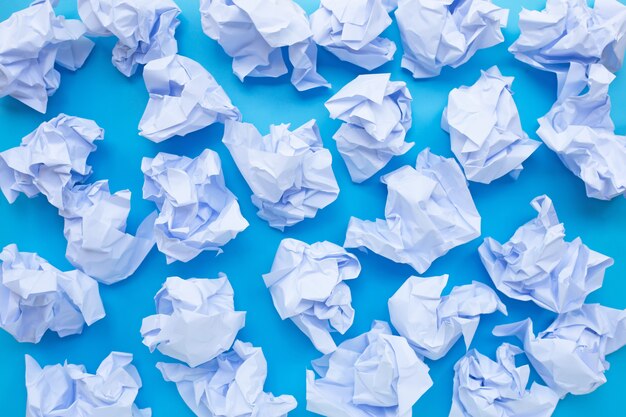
[1,0,625,415]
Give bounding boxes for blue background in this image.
[0,0,625,415]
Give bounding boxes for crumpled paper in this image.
[0,0,94,113]
[200,0,329,91]
[0,114,103,209]
[142,150,248,264]
[0,115,156,285]
[223,119,339,230]
[325,73,413,183]
[479,195,613,313]
[25,352,151,417]
[395,0,508,78]
[263,238,361,354]
[0,243,104,344]
[509,0,626,77]
[60,181,157,285]
[139,54,241,143]
[388,275,506,360]
[306,320,432,417]
[310,0,396,70]
[450,343,559,417]
[157,340,297,417]
[442,66,540,184]
[493,304,626,398]
[345,149,481,274]
[537,63,626,200]
[141,275,245,368]
[78,0,181,76]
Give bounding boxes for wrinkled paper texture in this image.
[78,0,181,76]
[26,352,151,417]
[395,0,508,78]
[306,320,432,417]
[60,181,157,284]
[200,0,329,91]
[450,344,559,417]
[310,0,396,70]
[345,149,481,273]
[142,150,248,263]
[537,63,626,200]
[389,275,506,360]
[0,0,94,113]
[158,340,297,417]
[494,304,626,397]
[139,54,241,143]
[0,114,103,209]
[0,244,104,344]
[510,0,626,77]
[0,115,156,284]
[479,195,613,313]
[442,66,540,183]
[325,73,413,183]
[263,238,361,354]
[141,275,245,367]
[223,119,339,230]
